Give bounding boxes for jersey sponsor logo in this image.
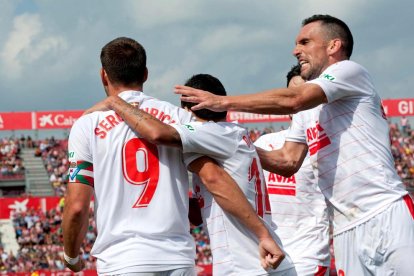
[68,161,94,187]
[68,151,75,158]
[306,121,331,155]
[267,173,296,196]
[183,124,195,131]
[321,73,335,81]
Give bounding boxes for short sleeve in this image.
[171,122,238,159]
[67,116,94,187]
[285,113,307,144]
[308,61,375,103]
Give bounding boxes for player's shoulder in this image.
[139,93,174,108]
[254,130,286,147]
[72,112,98,128]
[216,121,248,134]
[326,60,370,80]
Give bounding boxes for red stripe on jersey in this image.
[309,136,331,155]
[403,194,414,220]
[268,187,296,196]
[315,265,328,276]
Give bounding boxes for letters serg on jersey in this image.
[94,108,177,139]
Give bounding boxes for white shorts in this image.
[333,195,414,275]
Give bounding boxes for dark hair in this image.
[303,14,353,58]
[181,74,227,121]
[100,37,147,86]
[286,64,301,87]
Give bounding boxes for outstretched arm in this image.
[174,83,327,114]
[188,156,285,270]
[62,183,93,272]
[256,141,308,177]
[85,96,183,148]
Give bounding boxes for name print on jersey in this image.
[306,121,331,156]
[94,107,178,139]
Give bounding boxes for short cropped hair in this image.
[100,37,147,86]
[303,14,354,58]
[181,74,227,121]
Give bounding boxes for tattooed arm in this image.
[91,95,183,148]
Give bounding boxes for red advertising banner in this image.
[34,110,84,130]
[382,98,414,117]
[0,112,33,130]
[0,99,412,130]
[226,112,290,123]
[0,196,61,219]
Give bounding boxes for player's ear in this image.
[327,39,342,56]
[142,67,148,83]
[100,68,109,86]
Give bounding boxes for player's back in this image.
[255,130,331,270]
[175,121,294,276]
[68,91,195,274]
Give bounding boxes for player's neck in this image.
[107,83,143,96]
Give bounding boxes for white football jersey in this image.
[68,91,195,274]
[286,61,407,234]
[172,121,294,276]
[254,130,330,268]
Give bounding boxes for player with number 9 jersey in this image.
[68,90,195,274]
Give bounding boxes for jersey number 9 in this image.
[122,138,159,208]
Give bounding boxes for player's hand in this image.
[174,85,226,112]
[258,237,285,270]
[83,97,113,115]
[63,256,85,272]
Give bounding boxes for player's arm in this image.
[256,140,308,177]
[62,183,93,272]
[86,96,183,148]
[188,156,285,270]
[175,83,327,114]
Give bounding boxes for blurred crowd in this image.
[0,206,96,273]
[0,138,25,179]
[0,119,413,273]
[389,119,414,191]
[35,137,70,197]
[0,207,211,273]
